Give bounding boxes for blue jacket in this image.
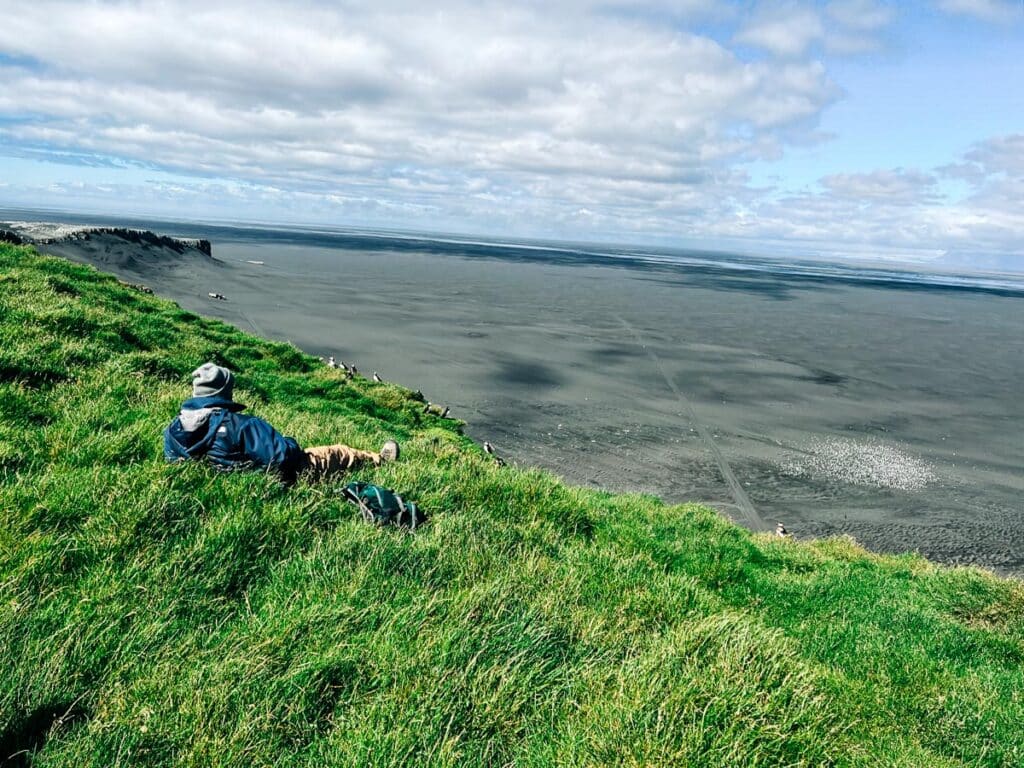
[163,396,305,479]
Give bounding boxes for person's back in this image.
[164,362,398,482]
[164,362,307,479]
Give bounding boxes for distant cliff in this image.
[0,221,214,270]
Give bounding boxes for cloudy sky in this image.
[0,0,1021,263]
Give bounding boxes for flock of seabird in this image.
[314,355,803,523]
[321,356,361,379]
[422,403,450,418]
[326,354,799,527]
[483,441,506,467]
[318,354,508,468]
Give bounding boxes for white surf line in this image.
[616,315,767,532]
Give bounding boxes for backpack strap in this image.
[341,484,377,524]
[372,486,387,518]
[397,495,414,531]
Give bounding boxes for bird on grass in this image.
[483,441,505,467]
[372,372,383,383]
[326,355,337,368]
[423,402,432,414]
[440,406,450,418]
[775,522,789,538]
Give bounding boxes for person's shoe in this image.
[380,440,400,463]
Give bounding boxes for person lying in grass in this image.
[164,362,399,483]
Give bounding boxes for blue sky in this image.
[0,0,1021,265]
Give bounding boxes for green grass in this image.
[1,242,1022,767]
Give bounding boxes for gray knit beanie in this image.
[192,362,234,399]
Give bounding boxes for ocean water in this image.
[14,211,1024,574]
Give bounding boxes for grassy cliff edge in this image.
[1,243,1022,767]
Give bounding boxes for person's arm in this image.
[163,422,182,461]
[237,416,304,472]
[163,418,192,461]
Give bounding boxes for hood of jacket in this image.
[165,396,246,458]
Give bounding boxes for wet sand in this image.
[30,223,1024,575]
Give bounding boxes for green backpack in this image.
[340,482,426,530]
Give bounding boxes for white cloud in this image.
[735,4,825,57]
[3,134,1022,266]
[937,0,1022,23]
[0,0,1019,264]
[827,0,895,31]
[959,133,1024,178]
[821,169,939,204]
[694,137,1023,260]
[937,134,1024,251]
[734,0,892,58]
[0,1,840,194]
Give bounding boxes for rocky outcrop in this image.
[1,222,212,257]
[68,227,212,257]
[0,221,215,270]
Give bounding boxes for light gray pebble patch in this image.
[780,437,937,492]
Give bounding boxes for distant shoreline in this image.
[4,209,1023,296]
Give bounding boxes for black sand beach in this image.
[12,217,1024,575]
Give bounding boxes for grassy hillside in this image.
[1,242,1022,767]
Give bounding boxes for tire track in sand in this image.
[616,315,766,531]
